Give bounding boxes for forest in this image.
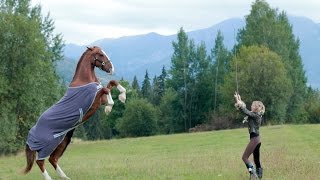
[0,0,319,155]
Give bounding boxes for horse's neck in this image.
[70,56,98,87]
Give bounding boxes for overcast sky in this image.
[31,0,320,45]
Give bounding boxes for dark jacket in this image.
[239,106,262,135]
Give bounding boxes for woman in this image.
[234,92,265,179]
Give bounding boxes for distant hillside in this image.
[59,16,320,88]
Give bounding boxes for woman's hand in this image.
[234,92,245,109]
[234,91,242,103]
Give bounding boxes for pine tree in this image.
[210,31,231,113]
[167,27,191,131]
[151,66,167,107]
[151,75,161,105]
[141,70,152,100]
[131,75,140,96]
[192,42,212,125]
[158,66,167,98]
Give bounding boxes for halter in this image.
[92,52,114,75]
[93,55,106,70]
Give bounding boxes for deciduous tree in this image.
[0,0,64,154]
[220,46,292,123]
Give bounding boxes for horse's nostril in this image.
[106,68,113,75]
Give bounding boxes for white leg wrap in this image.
[118,92,126,103]
[117,84,126,93]
[56,165,71,179]
[42,170,53,180]
[117,84,126,103]
[107,93,114,106]
[105,105,113,114]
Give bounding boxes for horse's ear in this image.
[87,46,93,51]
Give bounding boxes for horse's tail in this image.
[21,144,35,174]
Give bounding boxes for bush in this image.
[189,112,239,133]
[305,88,320,123]
[116,98,157,137]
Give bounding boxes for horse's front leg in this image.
[105,90,114,114]
[97,87,113,114]
[106,80,126,103]
[116,83,126,103]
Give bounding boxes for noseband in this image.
[92,54,113,74]
[93,55,106,70]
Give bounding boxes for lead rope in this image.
[234,28,239,93]
[214,47,219,114]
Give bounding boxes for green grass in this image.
[1,124,319,180]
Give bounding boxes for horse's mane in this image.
[74,48,91,73]
[70,48,92,82]
[72,46,102,82]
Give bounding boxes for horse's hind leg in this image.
[36,159,53,180]
[49,130,74,180]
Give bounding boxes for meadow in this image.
[0,124,319,180]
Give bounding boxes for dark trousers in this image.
[242,135,262,169]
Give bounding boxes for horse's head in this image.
[87,46,114,75]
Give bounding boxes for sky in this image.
[31,0,320,45]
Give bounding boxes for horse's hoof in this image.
[105,105,113,114]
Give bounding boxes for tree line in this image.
[84,0,319,139]
[1,0,319,155]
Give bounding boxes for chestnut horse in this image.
[22,46,126,180]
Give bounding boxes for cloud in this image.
[31,0,320,45]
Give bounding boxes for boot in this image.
[256,167,263,179]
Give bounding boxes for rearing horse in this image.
[22,46,126,180]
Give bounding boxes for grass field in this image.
[0,124,319,180]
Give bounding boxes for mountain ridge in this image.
[60,16,320,88]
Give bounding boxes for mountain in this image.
[288,16,320,88]
[60,16,320,88]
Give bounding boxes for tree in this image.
[158,66,167,97]
[151,75,161,105]
[158,88,179,133]
[210,31,231,113]
[151,66,167,106]
[141,70,152,100]
[168,28,214,130]
[304,88,320,123]
[220,45,292,123]
[131,75,140,95]
[0,0,64,154]
[83,107,106,140]
[237,0,308,123]
[191,42,212,126]
[167,27,191,131]
[116,98,157,137]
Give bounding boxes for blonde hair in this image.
[252,101,265,115]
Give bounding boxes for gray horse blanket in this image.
[27,82,103,160]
